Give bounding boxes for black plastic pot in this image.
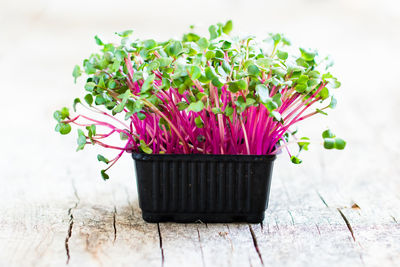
[132,153,276,223]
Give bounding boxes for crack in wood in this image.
[288,210,295,225]
[274,218,280,231]
[248,225,264,266]
[113,206,117,243]
[196,227,206,267]
[65,183,80,264]
[157,223,165,267]
[391,215,397,223]
[315,224,321,235]
[316,191,329,207]
[225,224,231,233]
[65,209,74,264]
[337,208,356,241]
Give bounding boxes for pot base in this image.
[142,211,265,223]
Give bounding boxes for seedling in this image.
[54,21,345,179]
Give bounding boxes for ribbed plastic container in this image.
[132,153,276,223]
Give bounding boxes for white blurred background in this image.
[1,0,400,201]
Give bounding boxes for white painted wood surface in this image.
[1,0,400,266]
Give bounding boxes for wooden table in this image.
[1,0,399,266]
[1,136,399,267]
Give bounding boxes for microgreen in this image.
[54,21,345,179]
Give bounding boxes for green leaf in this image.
[295,83,307,93]
[144,39,157,49]
[83,60,96,74]
[72,65,82,83]
[86,124,96,140]
[297,75,309,84]
[299,48,316,61]
[113,103,125,114]
[282,36,291,46]
[334,138,346,150]
[205,66,218,80]
[247,64,260,76]
[307,79,320,90]
[73,98,81,112]
[255,84,269,103]
[116,30,133,37]
[205,50,215,60]
[221,41,231,50]
[98,76,106,88]
[195,116,204,128]
[84,82,96,92]
[118,128,129,138]
[97,154,109,164]
[156,57,173,67]
[183,32,200,42]
[187,100,204,112]
[298,137,310,151]
[329,96,337,109]
[222,20,233,35]
[60,107,69,119]
[137,112,146,120]
[53,111,62,122]
[147,61,160,71]
[277,50,288,60]
[225,106,234,116]
[139,140,153,154]
[211,107,222,114]
[167,41,183,57]
[161,78,171,89]
[158,117,170,131]
[271,33,281,45]
[76,129,87,151]
[141,74,156,92]
[211,77,225,88]
[222,61,231,73]
[190,65,201,80]
[264,99,278,112]
[246,98,256,106]
[56,123,71,135]
[323,138,335,149]
[197,37,209,50]
[228,79,247,93]
[94,35,104,46]
[322,73,333,80]
[84,94,93,106]
[291,155,302,164]
[319,87,329,100]
[177,101,189,111]
[95,95,106,105]
[208,25,218,40]
[272,93,282,106]
[108,79,116,89]
[101,170,109,180]
[322,129,335,138]
[270,111,282,122]
[256,58,273,68]
[327,78,341,89]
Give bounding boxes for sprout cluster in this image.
[54,21,345,179]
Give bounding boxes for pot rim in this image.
[132,153,276,162]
